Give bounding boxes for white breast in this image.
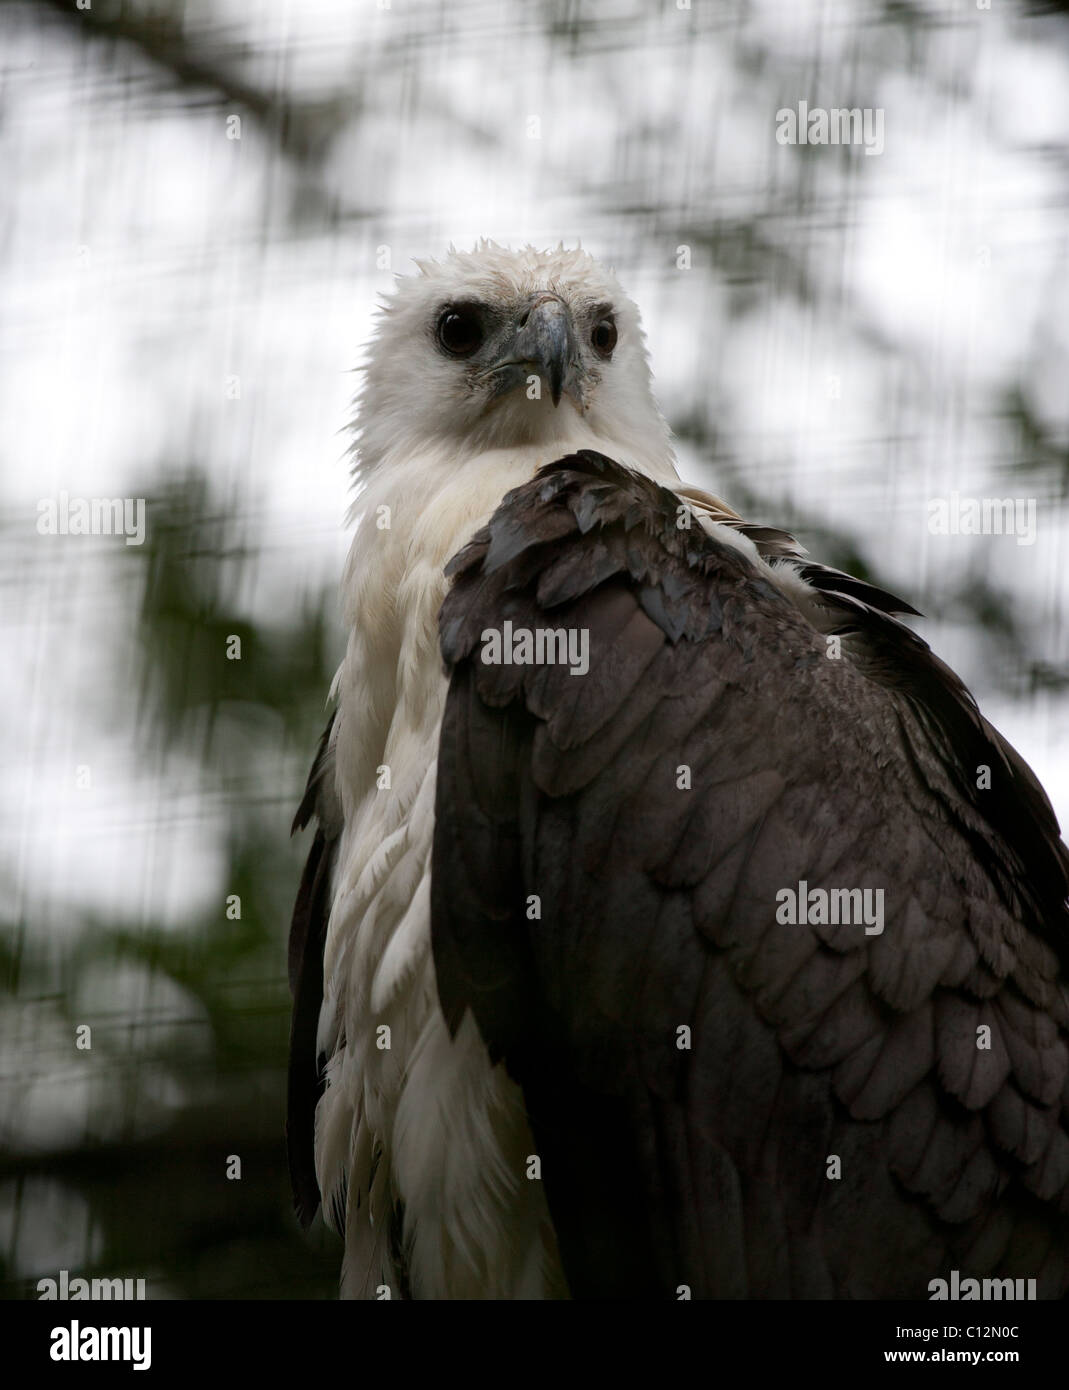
[316,444,573,1299]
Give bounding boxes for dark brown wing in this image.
[432,449,1069,1299]
[287,711,339,1227]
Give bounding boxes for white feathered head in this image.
[352,242,674,477]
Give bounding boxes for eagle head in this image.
[352,241,673,475]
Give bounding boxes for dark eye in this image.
[436,305,484,357]
[591,317,617,357]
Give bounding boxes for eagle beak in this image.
[492,294,582,408]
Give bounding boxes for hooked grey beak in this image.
[488,294,583,408]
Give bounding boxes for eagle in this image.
[287,242,1069,1300]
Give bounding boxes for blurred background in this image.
[1,0,1067,1299]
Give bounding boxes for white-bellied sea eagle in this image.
[287,242,1069,1300]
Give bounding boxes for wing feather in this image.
[287,711,340,1227]
[432,450,1069,1297]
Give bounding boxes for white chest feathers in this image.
[314,448,574,1299]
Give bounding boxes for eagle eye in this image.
[436,305,484,358]
[591,316,617,358]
